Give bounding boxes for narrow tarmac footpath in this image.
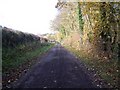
[12,44,97,88]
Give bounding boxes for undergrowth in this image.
[64,45,119,88]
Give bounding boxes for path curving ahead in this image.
[13,44,96,88]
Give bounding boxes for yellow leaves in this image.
[95,10,100,14]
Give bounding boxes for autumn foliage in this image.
[52,1,119,88]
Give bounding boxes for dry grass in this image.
[64,45,119,88]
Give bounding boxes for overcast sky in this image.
[0,0,58,35]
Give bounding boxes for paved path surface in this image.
[13,44,96,88]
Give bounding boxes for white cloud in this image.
[0,0,58,34]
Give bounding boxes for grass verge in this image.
[2,42,54,88]
[64,45,119,88]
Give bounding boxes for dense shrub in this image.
[2,27,46,48]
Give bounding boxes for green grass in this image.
[64,45,118,88]
[2,42,54,73]
[2,42,54,88]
